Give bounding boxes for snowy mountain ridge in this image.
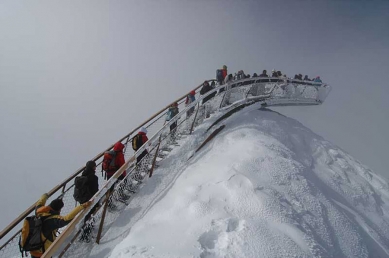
[83,103,389,258]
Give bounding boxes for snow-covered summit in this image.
[90,103,389,258]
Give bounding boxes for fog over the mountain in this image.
[1,0,388,237]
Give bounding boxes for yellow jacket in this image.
[30,194,85,257]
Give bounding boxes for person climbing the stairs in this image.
[166,102,179,142]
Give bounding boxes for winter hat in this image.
[49,199,64,211]
[140,127,148,134]
[86,160,96,170]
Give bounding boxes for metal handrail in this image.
[0,80,210,241]
[1,77,329,258]
[43,82,222,257]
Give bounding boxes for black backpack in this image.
[132,134,143,151]
[73,176,90,204]
[216,69,223,82]
[19,215,50,254]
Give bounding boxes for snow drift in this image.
[89,103,389,258]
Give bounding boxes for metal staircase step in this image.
[161,146,173,152]
[158,152,168,158]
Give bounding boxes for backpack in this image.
[73,176,90,204]
[19,215,50,253]
[102,151,117,172]
[173,107,179,116]
[216,69,223,82]
[132,134,143,151]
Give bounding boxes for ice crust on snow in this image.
[88,104,389,258]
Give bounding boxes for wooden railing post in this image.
[96,190,112,244]
[189,103,200,135]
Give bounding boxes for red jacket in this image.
[107,142,126,177]
[222,68,227,79]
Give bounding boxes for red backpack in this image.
[102,151,117,172]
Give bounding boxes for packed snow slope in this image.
[91,103,389,258]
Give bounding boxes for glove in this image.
[81,200,93,208]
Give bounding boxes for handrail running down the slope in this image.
[0,80,212,241]
[0,77,329,258]
[0,81,211,253]
[42,79,330,257]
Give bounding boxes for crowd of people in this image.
[216,65,323,85]
[24,65,324,257]
[181,65,324,119]
[24,124,153,257]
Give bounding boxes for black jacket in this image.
[81,167,99,200]
[200,84,212,95]
[200,84,215,104]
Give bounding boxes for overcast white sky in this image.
[0,0,388,230]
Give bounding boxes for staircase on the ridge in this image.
[0,76,331,258]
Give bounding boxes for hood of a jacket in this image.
[113,142,125,151]
[36,206,60,216]
[82,167,95,177]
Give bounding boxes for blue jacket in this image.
[166,107,179,121]
[185,94,195,105]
